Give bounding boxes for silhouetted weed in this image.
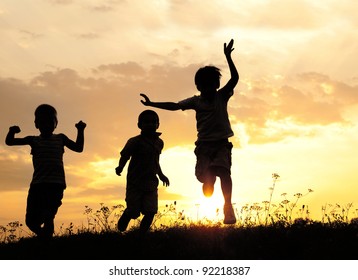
[0,173,356,259]
[0,222,356,260]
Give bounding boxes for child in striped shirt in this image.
[5,104,86,238]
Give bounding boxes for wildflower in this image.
[272,173,280,179]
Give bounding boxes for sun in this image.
[193,187,226,222]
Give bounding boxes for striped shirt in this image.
[30,134,66,187]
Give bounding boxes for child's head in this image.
[138,110,159,134]
[34,104,58,135]
[194,66,222,94]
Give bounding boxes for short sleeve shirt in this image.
[30,134,66,187]
[178,88,234,142]
[121,133,164,190]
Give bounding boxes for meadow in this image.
[0,219,357,260]
[0,174,357,260]
[0,201,357,260]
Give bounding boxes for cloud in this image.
[89,5,115,12]
[95,62,146,77]
[47,0,73,5]
[0,146,32,191]
[0,62,197,195]
[19,30,44,40]
[2,64,358,153]
[328,0,358,27]
[275,85,343,125]
[244,0,322,30]
[165,0,326,32]
[297,72,358,106]
[76,32,101,40]
[83,0,125,12]
[229,71,358,144]
[1,60,357,200]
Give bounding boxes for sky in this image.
[0,0,357,229]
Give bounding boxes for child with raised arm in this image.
[115,110,170,233]
[140,39,239,224]
[5,104,86,238]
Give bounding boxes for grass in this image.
[0,174,357,260]
[0,221,357,260]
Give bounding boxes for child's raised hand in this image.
[75,121,86,130]
[224,39,235,56]
[9,126,21,134]
[140,93,151,106]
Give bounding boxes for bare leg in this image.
[140,213,155,233]
[202,169,216,197]
[42,219,55,238]
[26,219,42,236]
[217,167,232,205]
[117,209,131,232]
[217,167,236,224]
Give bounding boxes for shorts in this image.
[125,185,158,219]
[26,183,64,225]
[194,139,233,183]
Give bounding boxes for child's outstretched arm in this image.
[222,39,239,91]
[5,126,31,146]
[64,121,86,152]
[140,93,181,111]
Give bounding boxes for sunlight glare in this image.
[193,185,225,222]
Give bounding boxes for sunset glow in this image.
[1,0,357,229]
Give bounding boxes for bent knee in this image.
[141,211,156,218]
[126,210,140,219]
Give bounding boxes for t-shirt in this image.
[30,134,66,187]
[178,88,234,142]
[120,133,163,190]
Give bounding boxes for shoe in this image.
[202,182,214,197]
[223,203,236,224]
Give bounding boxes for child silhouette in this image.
[5,104,86,238]
[140,39,239,224]
[115,110,170,233]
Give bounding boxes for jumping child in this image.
[140,39,239,224]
